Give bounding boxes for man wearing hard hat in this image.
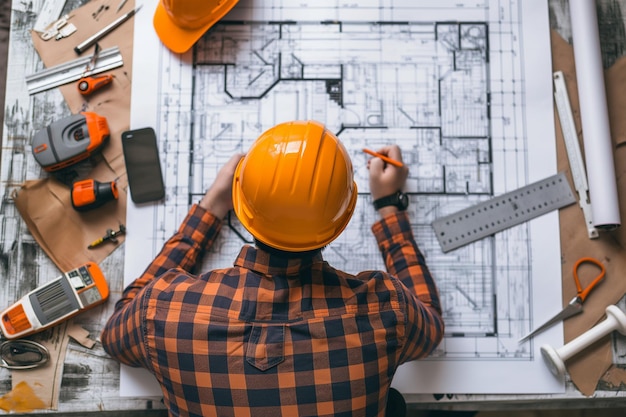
[102,120,444,416]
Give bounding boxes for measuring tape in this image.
[553,71,599,239]
[432,172,576,253]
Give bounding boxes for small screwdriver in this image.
[88,224,126,249]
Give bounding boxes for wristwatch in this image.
[373,191,409,211]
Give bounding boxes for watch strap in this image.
[373,191,407,210]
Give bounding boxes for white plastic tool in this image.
[540,305,626,378]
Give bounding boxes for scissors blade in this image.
[116,0,129,13]
[518,300,583,343]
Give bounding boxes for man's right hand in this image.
[367,145,409,216]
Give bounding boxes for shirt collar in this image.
[234,245,324,277]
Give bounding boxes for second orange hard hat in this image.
[232,121,358,252]
[153,0,239,54]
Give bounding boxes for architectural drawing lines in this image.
[122,0,569,395]
[151,16,527,361]
[127,2,560,378]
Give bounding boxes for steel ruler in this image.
[432,172,576,253]
[553,71,599,239]
[25,47,124,95]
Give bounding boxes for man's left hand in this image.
[199,153,245,218]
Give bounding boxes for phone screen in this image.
[121,127,165,204]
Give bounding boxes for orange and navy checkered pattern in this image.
[102,204,444,417]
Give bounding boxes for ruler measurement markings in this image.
[432,172,576,253]
[553,71,599,239]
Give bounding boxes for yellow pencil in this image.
[362,148,404,168]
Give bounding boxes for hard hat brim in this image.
[153,0,237,54]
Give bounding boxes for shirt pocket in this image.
[245,323,285,371]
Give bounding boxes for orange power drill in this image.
[71,179,118,211]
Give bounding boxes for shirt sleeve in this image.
[371,211,444,362]
[100,204,222,368]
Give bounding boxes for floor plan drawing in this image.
[191,19,497,335]
[124,0,565,394]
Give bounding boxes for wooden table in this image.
[1,0,626,414]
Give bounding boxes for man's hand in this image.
[199,153,245,218]
[367,145,409,216]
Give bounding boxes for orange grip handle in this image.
[77,74,113,96]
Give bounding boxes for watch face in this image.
[398,192,409,209]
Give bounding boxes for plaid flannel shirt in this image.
[101,204,443,417]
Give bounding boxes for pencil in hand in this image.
[362,148,404,168]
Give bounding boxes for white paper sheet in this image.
[122,0,564,395]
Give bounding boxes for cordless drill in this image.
[71,179,118,211]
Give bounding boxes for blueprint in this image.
[123,0,565,394]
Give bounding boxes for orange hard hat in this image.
[232,121,358,252]
[153,0,239,54]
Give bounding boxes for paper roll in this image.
[569,1,621,230]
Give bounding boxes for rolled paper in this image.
[569,1,621,230]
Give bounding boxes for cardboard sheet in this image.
[552,30,626,395]
[13,0,135,271]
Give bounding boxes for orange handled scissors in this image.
[519,256,606,343]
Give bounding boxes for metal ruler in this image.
[553,71,599,239]
[432,172,576,253]
[25,47,124,95]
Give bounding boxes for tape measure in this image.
[432,172,576,253]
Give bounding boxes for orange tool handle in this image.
[573,257,606,302]
[77,74,113,96]
[71,179,118,211]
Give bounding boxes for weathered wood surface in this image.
[0,0,165,412]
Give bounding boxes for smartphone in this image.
[121,127,165,203]
[0,262,109,340]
